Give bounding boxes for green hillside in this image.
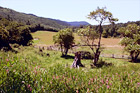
[0,6,69,30]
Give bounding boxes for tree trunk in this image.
[94,49,100,65]
[60,44,64,56]
[93,24,102,65]
[71,52,84,68]
[130,51,139,62]
[134,53,139,62]
[131,53,139,62]
[65,48,69,56]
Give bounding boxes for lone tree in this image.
[118,24,140,62]
[78,26,99,61]
[83,7,118,65]
[53,28,74,56]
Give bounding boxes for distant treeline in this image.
[73,20,140,38]
[102,21,140,38]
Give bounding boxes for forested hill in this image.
[101,20,140,37]
[0,6,70,30]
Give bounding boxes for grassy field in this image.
[1,31,139,92]
[32,31,121,46]
[0,46,140,92]
[32,31,123,55]
[31,31,57,45]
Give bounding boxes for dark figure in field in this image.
[71,52,84,68]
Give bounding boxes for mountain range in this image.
[0,6,90,30]
[67,21,90,27]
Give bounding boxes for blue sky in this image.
[0,0,140,25]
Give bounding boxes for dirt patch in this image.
[98,38,121,45]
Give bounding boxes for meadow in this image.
[31,31,57,45]
[32,31,125,56]
[0,31,140,92]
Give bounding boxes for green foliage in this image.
[53,28,74,56]
[85,7,118,65]
[118,24,140,62]
[78,26,99,40]
[88,7,118,24]
[0,47,140,92]
[78,26,99,51]
[0,17,33,50]
[0,26,11,50]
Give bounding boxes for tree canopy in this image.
[53,28,74,56]
[118,23,140,62]
[0,17,33,50]
[86,7,118,65]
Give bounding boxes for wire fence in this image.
[34,45,131,59]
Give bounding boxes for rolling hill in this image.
[0,6,69,30]
[0,6,90,30]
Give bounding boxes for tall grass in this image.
[0,47,140,92]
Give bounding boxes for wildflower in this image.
[90,78,93,82]
[131,79,133,83]
[137,82,140,86]
[96,76,97,79]
[73,76,75,79]
[6,59,9,61]
[101,79,104,84]
[62,75,65,79]
[106,79,109,84]
[22,81,25,84]
[69,78,71,81]
[95,87,98,91]
[88,81,91,85]
[13,69,16,72]
[34,70,37,75]
[30,87,32,91]
[38,66,40,69]
[6,69,9,73]
[87,88,89,92]
[50,81,52,84]
[34,67,37,70]
[41,78,43,81]
[107,85,110,89]
[27,84,31,88]
[56,76,59,79]
[41,85,44,89]
[76,89,79,93]
[53,75,55,79]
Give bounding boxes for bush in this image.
[79,51,94,59]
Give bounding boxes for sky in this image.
[0,0,140,25]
